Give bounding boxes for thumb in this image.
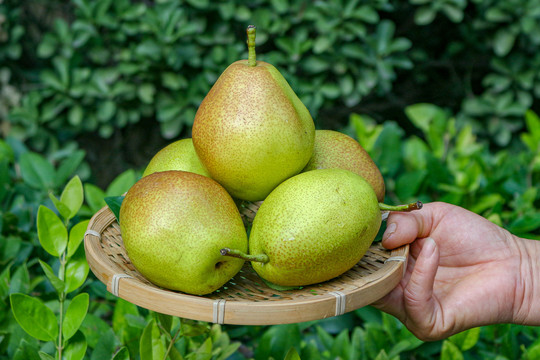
[403,237,440,328]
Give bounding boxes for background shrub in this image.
[1,0,539,359]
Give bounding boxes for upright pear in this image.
[303,130,385,201]
[120,171,247,295]
[192,26,315,201]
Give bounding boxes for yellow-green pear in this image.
[192,25,315,201]
[221,169,421,287]
[303,130,385,202]
[120,171,247,295]
[142,138,210,178]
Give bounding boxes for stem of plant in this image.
[247,25,256,67]
[220,248,269,264]
[57,251,67,360]
[378,201,423,212]
[163,323,182,360]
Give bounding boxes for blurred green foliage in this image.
[1,0,540,359]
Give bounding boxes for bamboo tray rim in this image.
[84,205,408,325]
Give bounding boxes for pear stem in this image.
[221,247,269,264]
[247,25,257,67]
[379,201,423,212]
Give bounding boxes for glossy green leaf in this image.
[60,176,84,220]
[19,152,55,190]
[37,205,68,257]
[105,196,124,223]
[10,293,59,341]
[38,260,64,295]
[38,352,55,360]
[84,183,106,213]
[415,6,436,25]
[284,347,301,360]
[67,219,90,258]
[112,347,130,360]
[493,29,516,57]
[63,331,87,360]
[140,319,166,360]
[63,293,89,341]
[441,339,464,360]
[9,262,30,295]
[64,248,90,293]
[49,192,71,220]
[90,328,116,360]
[13,339,41,360]
[106,169,136,197]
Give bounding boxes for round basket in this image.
[84,204,408,325]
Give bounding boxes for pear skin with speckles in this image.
[119,171,247,295]
[248,168,382,287]
[303,130,385,202]
[142,138,210,178]
[192,59,315,201]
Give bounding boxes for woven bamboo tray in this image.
[84,204,408,325]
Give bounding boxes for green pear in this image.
[192,25,315,201]
[119,170,247,295]
[142,138,210,178]
[303,130,385,202]
[221,169,421,287]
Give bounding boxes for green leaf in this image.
[493,29,516,57]
[63,331,87,360]
[55,150,85,187]
[37,205,68,257]
[396,170,428,200]
[10,293,59,341]
[38,260,64,295]
[19,152,56,190]
[140,319,166,360]
[38,352,55,360]
[63,293,89,341]
[106,169,136,197]
[441,340,464,360]
[68,105,84,126]
[48,192,72,221]
[105,196,124,223]
[138,83,156,104]
[68,220,90,258]
[415,6,436,25]
[84,183,106,213]
[60,176,84,220]
[64,246,90,293]
[13,339,41,360]
[90,328,116,360]
[449,327,480,351]
[9,263,30,295]
[284,347,301,360]
[112,347,130,360]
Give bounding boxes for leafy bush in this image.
[2,0,540,359]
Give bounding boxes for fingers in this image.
[372,237,441,339]
[382,202,438,249]
[402,237,441,339]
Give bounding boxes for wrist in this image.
[512,236,540,325]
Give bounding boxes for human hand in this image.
[371,202,539,341]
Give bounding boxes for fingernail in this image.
[383,222,396,240]
[423,237,437,256]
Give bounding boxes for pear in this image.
[119,170,247,295]
[221,169,421,287]
[142,138,210,178]
[303,130,385,202]
[192,25,315,201]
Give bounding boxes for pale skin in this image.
[371,202,540,341]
